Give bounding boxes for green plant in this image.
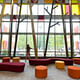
[2,49,8,55]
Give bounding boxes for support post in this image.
[28,0,38,58]
[78,0,80,55]
[0,0,6,54]
[44,0,55,57]
[69,0,74,58]
[8,0,14,57]
[60,0,68,58]
[13,0,22,57]
[78,0,80,15]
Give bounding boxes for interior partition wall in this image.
[0,0,80,58]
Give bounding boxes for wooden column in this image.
[78,0,80,53]
[28,0,38,58]
[0,0,6,54]
[13,0,22,57]
[44,0,55,57]
[69,0,74,58]
[78,0,80,15]
[60,1,68,58]
[8,0,14,57]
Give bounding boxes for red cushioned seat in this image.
[29,59,50,65]
[73,58,80,64]
[29,58,73,66]
[0,62,25,72]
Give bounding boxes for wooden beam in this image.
[8,0,14,57]
[13,0,23,57]
[0,0,6,54]
[60,0,68,58]
[69,0,74,58]
[78,0,80,15]
[44,0,55,57]
[28,0,38,58]
[78,0,80,56]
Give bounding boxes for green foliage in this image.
[2,49,8,55]
[38,35,45,50]
[48,35,64,50]
[17,35,26,49]
[17,35,65,51]
[0,0,3,3]
[48,35,54,49]
[56,35,64,50]
[27,35,34,48]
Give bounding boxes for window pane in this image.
[38,22,44,33]
[73,23,79,33]
[0,4,2,14]
[56,35,65,51]
[72,5,79,15]
[4,4,11,15]
[32,5,38,15]
[19,22,27,33]
[21,5,27,15]
[16,35,26,56]
[2,22,9,33]
[38,5,44,15]
[2,35,8,56]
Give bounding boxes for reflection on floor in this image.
[0,60,79,80]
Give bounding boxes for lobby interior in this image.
[0,0,80,80]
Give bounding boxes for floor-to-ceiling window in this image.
[0,0,80,58]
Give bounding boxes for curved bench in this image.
[29,58,73,66]
[73,58,80,64]
[55,58,73,65]
[29,59,50,66]
[68,66,80,79]
[0,62,25,72]
[49,58,73,65]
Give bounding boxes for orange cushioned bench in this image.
[68,66,80,79]
[2,57,10,63]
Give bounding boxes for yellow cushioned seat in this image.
[12,57,20,62]
[55,61,65,69]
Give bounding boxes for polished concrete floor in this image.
[0,60,79,80]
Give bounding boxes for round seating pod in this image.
[55,61,65,69]
[12,57,20,62]
[35,65,48,79]
[68,66,80,79]
[2,57,10,63]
